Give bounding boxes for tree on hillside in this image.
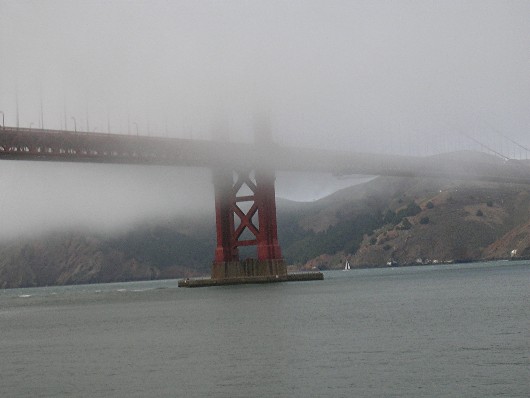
[383,209,397,224]
[398,218,412,230]
[399,201,421,218]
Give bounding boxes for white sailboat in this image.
[343,260,351,271]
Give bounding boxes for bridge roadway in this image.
[1,126,530,184]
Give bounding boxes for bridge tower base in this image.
[178,168,323,287]
[211,258,287,280]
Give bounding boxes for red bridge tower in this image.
[211,168,286,279]
[210,118,286,280]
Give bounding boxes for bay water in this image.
[1,261,528,397]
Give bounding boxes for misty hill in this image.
[1,153,530,288]
[0,218,215,289]
[293,176,530,269]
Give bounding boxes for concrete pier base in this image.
[211,258,287,279]
[178,272,323,287]
[178,259,323,287]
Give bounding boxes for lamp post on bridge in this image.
[0,111,4,130]
[71,117,77,133]
[133,122,139,136]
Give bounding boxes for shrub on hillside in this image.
[398,218,412,230]
[383,201,421,227]
[383,209,397,225]
[397,201,421,219]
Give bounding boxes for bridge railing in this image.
[1,126,530,185]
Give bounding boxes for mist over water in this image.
[0,161,212,240]
[1,7,529,398]
[1,1,529,238]
[0,160,367,241]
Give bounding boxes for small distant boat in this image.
[343,260,351,271]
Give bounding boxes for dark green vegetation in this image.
[278,196,425,264]
[2,170,530,287]
[105,225,213,273]
[279,213,382,264]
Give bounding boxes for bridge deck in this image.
[1,126,530,184]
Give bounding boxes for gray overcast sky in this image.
[0,0,529,239]
[1,0,529,149]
